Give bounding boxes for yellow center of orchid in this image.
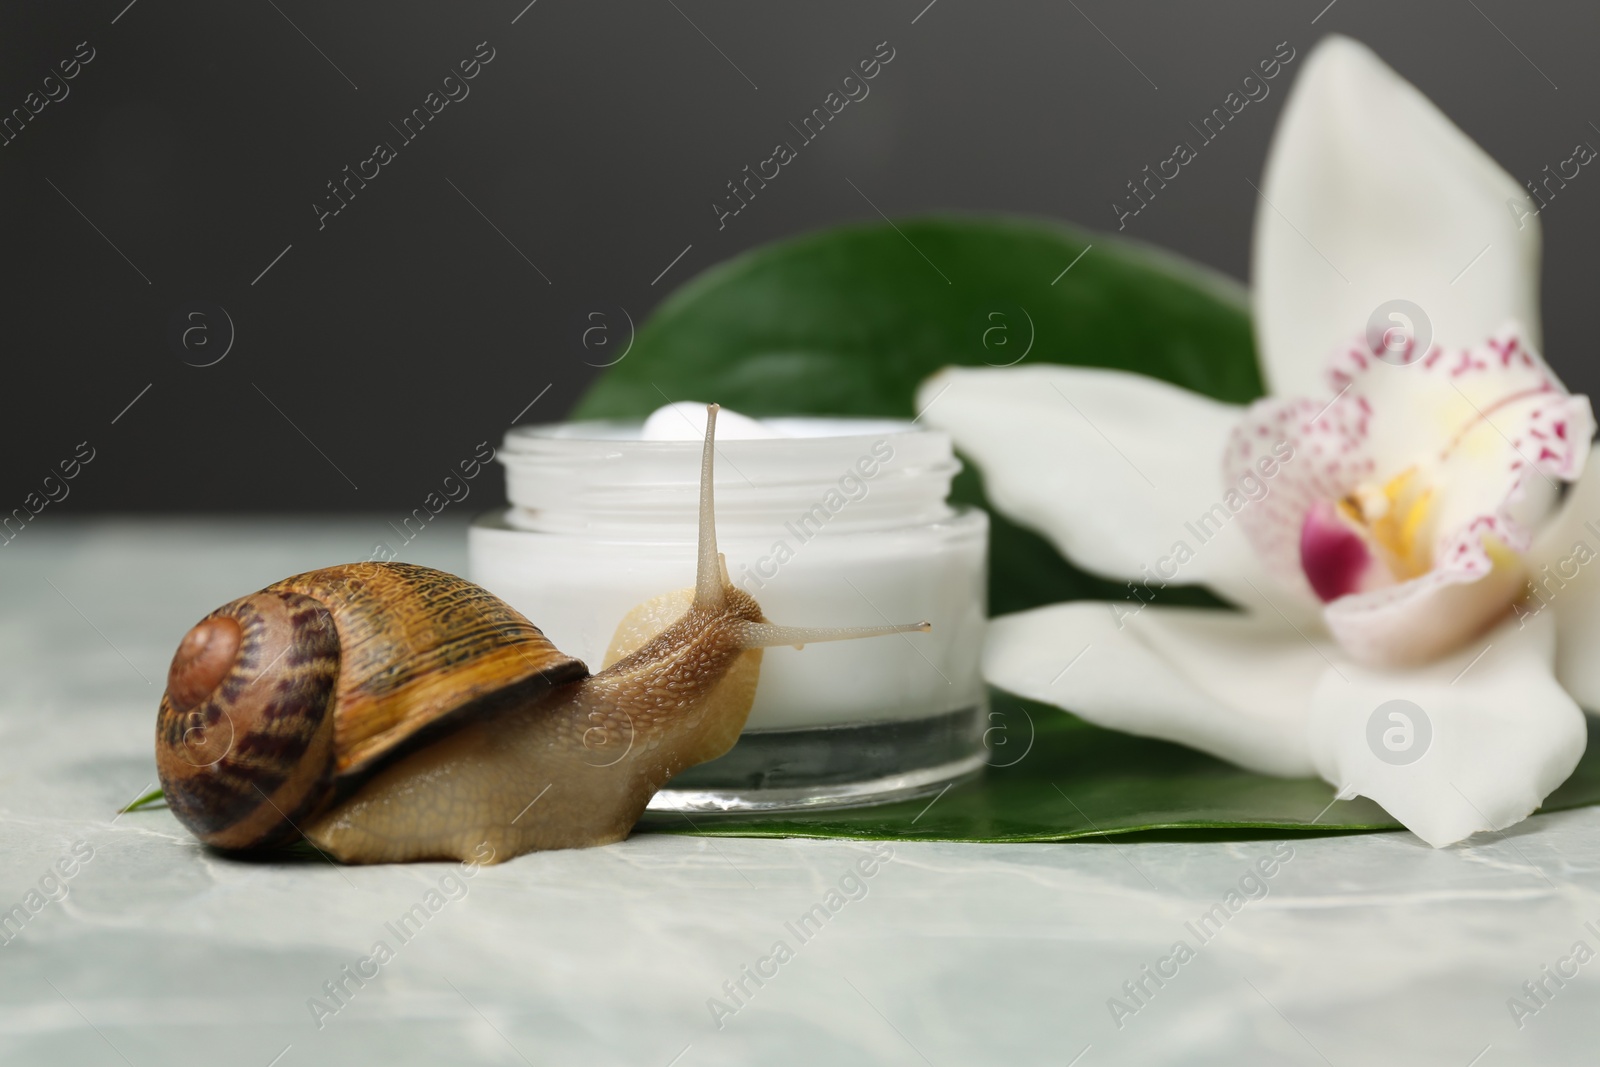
[1337,468,1435,581]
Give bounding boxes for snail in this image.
[155,405,927,864]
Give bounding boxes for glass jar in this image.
[468,416,988,813]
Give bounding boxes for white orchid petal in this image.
[1321,328,1589,543]
[983,603,1321,776]
[1528,442,1600,707]
[1322,557,1528,668]
[1254,36,1541,399]
[1318,328,1587,526]
[1308,609,1585,848]
[918,365,1289,613]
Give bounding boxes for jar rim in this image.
[503,416,921,452]
[498,416,959,532]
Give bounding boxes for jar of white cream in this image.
[468,404,989,812]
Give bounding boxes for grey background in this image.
[2,0,1596,513]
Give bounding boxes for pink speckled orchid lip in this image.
[1227,326,1594,667]
[916,36,1600,849]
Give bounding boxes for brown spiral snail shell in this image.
[155,406,928,864]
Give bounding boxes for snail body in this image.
[155,406,925,864]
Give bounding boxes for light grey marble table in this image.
[2,519,1598,1066]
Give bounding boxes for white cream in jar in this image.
[468,404,988,810]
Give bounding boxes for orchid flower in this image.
[918,36,1599,847]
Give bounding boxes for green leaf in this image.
[576,214,1254,616]
[119,788,167,814]
[577,215,1262,420]
[637,703,1600,842]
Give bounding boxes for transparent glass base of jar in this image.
[645,704,987,814]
